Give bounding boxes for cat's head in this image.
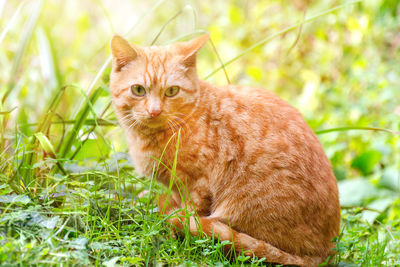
[110,34,208,131]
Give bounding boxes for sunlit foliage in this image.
[0,0,399,265]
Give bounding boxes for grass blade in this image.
[69,101,112,160]
[34,132,56,158]
[208,37,230,84]
[36,27,61,90]
[23,118,117,128]
[0,107,17,115]
[34,132,66,175]
[2,0,42,104]
[315,126,400,135]
[0,0,26,45]
[36,85,68,134]
[59,86,105,159]
[151,9,184,45]
[19,84,68,183]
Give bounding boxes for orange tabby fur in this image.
[110,34,340,267]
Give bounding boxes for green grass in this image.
[1,0,400,266]
[0,172,399,266]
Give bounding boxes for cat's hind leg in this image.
[171,215,322,267]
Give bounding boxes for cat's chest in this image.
[129,149,157,177]
[125,133,161,177]
[127,132,206,182]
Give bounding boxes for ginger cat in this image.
[110,34,340,267]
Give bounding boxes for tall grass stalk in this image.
[0,0,26,45]
[36,27,61,90]
[316,126,400,135]
[2,0,42,104]
[59,86,104,159]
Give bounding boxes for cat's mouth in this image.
[142,116,168,129]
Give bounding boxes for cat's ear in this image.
[111,35,138,71]
[178,34,209,68]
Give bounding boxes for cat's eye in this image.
[131,84,146,97]
[165,86,180,97]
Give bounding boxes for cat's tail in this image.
[171,215,324,267]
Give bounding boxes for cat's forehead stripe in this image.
[142,51,170,89]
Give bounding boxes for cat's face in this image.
[110,35,208,131]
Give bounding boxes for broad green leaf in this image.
[0,194,31,204]
[237,255,250,262]
[69,237,88,250]
[39,216,59,230]
[338,178,379,206]
[351,150,382,175]
[73,138,110,160]
[388,198,400,221]
[361,197,394,223]
[379,168,400,191]
[103,256,120,267]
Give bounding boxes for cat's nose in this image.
[148,109,161,118]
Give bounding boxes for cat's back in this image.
[198,80,336,192]
[223,83,307,124]
[199,80,317,148]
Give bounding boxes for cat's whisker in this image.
[119,113,133,121]
[167,119,177,138]
[174,112,196,136]
[170,119,179,135]
[119,115,135,125]
[128,120,141,131]
[120,110,135,119]
[119,113,142,130]
[119,118,132,127]
[172,121,182,137]
[171,117,185,136]
[172,115,192,136]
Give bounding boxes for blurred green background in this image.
[1,0,400,265]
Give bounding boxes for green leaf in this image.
[73,138,110,160]
[103,256,120,267]
[362,197,394,223]
[338,178,379,206]
[195,239,209,244]
[69,237,88,250]
[237,255,250,262]
[34,132,56,157]
[39,216,60,230]
[379,168,400,191]
[121,257,143,264]
[338,262,359,267]
[59,86,105,158]
[0,194,31,204]
[351,150,382,175]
